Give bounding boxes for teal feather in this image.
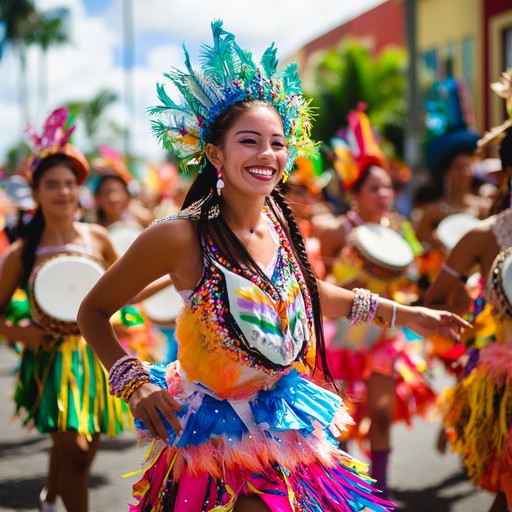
[260,43,279,78]
[147,19,318,175]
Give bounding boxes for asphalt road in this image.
[0,343,494,511]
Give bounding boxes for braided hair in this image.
[181,100,337,389]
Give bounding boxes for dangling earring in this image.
[216,167,224,196]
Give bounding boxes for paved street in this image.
[0,343,494,511]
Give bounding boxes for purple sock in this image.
[370,449,391,497]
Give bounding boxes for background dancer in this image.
[315,108,431,499]
[0,107,133,512]
[425,72,512,512]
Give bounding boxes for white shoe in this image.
[38,488,58,512]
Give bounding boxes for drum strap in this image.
[35,224,93,256]
[441,262,468,283]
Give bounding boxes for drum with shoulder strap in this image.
[29,254,105,336]
[347,223,414,281]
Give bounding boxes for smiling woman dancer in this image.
[78,21,469,512]
[0,107,133,512]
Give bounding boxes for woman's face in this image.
[33,165,79,218]
[353,166,394,216]
[445,153,474,191]
[96,177,130,219]
[207,105,288,199]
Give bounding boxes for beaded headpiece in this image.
[148,20,318,179]
[25,107,89,185]
[25,106,89,185]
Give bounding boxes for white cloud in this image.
[0,0,385,167]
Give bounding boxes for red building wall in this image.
[299,0,405,67]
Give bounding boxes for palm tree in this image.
[0,0,40,154]
[66,89,126,155]
[27,7,70,120]
[304,40,408,159]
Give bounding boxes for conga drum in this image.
[142,285,184,327]
[29,254,105,336]
[437,213,479,253]
[347,223,414,281]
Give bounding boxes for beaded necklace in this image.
[190,206,313,372]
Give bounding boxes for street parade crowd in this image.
[1,19,512,512]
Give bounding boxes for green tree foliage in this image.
[66,89,126,156]
[304,40,408,159]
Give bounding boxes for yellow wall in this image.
[418,0,483,129]
[489,10,512,130]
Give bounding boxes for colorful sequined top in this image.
[156,200,314,400]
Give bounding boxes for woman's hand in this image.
[128,383,183,442]
[20,322,53,348]
[403,305,471,340]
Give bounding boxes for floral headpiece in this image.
[92,145,133,185]
[148,20,318,180]
[25,107,89,185]
[478,70,512,150]
[331,107,387,190]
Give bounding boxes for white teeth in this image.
[248,168,274,176]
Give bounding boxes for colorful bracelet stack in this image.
[349,288,379,325]
[108,355,151,403]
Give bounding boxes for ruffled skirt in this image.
[324,319,436,439]
[129,363,395,511]
[14,336,133,437]
[437,341,512,502]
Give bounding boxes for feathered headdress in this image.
[25,106,89,185]
[477,70,512,150]
[423,76,479,176]
[91,145,133,185]
[148,20,318,179]
[331,106,387,190]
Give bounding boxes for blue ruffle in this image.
[134,366,343,449]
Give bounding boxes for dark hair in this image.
[181,99,336,388]
[351,163,389,194]
[94,174,130,225]
[20,154,80,286]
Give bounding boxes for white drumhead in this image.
[353,223,414,268]
[109,224,143,255]
[437,213,479,251]
[33,256,105,322]
[143,285,184,323]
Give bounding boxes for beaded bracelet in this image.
[349,288,379,325]
[108,355,151,403]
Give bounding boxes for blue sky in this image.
[0,0,386,164]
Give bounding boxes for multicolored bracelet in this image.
[349,288,379,325]
[108,354,151,403]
